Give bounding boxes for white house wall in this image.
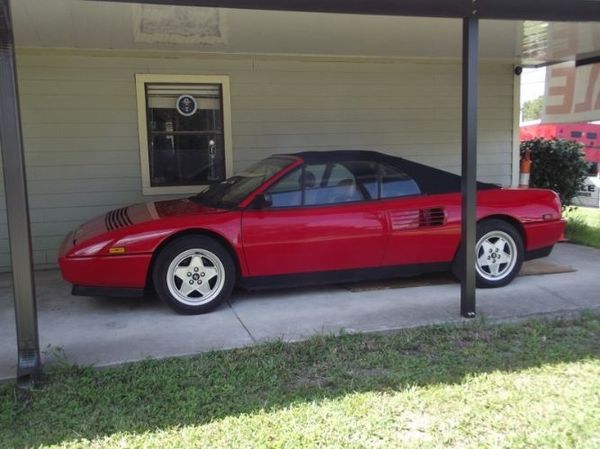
[0,49,516,271]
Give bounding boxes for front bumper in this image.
[58,253,152,289]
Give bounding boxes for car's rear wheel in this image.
[152,235,235,314]
[453,219,524,288]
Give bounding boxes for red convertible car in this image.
[59,151,565,314]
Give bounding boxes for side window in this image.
[264,160,421,207]
[265,168,303,208]
[305,163,366,205]
[264,164,328,208]
[301,163,328,205]
[345,161,378,200]
[379,163,421,198]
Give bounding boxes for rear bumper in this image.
[58,253,152,289]
[524,245,554,261]
[523,219,565,253]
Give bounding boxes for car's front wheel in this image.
[152,235,235,314]
[453,219,524,288]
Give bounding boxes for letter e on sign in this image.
[545,66,576,115]
[543,60,600,123]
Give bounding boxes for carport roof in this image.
[100,0,600,22]
[8,0,600,66]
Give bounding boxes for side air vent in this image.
[105,207,133,231]
[419,208,445,227]
[389,210,420,230]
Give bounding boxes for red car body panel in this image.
[58,154,565,292]
[58,254,151,289]
[378,193,459,266]
[242,199,387,276]
[59,199,245,288]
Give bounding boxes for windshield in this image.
[192,157,295,208]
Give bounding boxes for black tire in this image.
[452,219,524,288]
[152,235,235,314]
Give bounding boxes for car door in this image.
[241,161,387,277]
[375,163,461,266]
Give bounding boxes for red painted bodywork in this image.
[58,159,565,290]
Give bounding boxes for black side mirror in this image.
[252,193,272,209]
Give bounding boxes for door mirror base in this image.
[251,193,272,209]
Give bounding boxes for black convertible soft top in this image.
[285,150,499,195]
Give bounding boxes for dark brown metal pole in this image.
[0,0,41,384]
[460,16,479,318]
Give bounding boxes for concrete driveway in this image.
[1,243,599,380]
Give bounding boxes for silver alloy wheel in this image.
[475,230,518,282]
[166,248,225,306]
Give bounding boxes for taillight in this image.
[552,192,562,218]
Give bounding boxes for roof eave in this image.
[94,0,600,22]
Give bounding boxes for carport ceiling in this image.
[95,0,600,21]
[12,0,600,66]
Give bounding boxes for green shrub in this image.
[520,138,589,206]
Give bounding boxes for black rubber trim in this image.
[72,285,145,298]
[239,262,450,290]
[524,245,554,261]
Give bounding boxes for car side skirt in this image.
[72,285,146,298]
[238,262,451,290]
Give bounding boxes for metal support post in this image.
[0,0,41,384]
[460,16,479,318]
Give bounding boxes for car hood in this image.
[72,198,222,245]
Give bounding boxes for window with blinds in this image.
[144,82,226,188]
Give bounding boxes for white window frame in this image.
[135,74,233,195]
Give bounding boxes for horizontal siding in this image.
[0,50,515,271]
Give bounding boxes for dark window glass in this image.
[263,159,421,207]
[266,168,303,208]
[265,164,329,208]
[379,163,421,198]
[305,163,366,205]
[570,131,583,138]
[344,161,378,200]
[146,83,225,187]
[587,132,597,140]
[265,162,378,207]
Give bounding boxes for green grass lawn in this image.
[1,313,599,449]
[564,206,600,248]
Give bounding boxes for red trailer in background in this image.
[520,122,600,173]
[520,122,600,207]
